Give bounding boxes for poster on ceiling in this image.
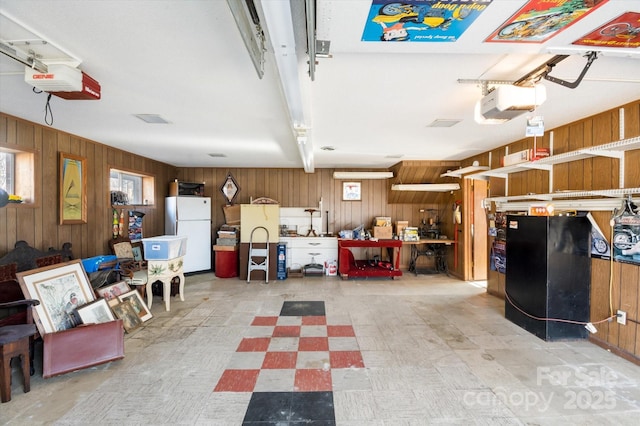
[573,11,640,49]
[485,0,609,44]
[361,0,493,43]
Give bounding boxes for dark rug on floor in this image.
[243,391,335,425]
[280,301,326,316]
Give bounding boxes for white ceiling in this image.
[1,0,639,171]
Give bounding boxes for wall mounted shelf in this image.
[475,135,640,212]
[485,188,640,212]
[440,165,490,179]
[468,136,640,186]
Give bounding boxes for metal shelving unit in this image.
[471,136,640,212]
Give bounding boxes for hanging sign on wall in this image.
[612,199,640,265]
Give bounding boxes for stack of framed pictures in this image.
[18,259,153,336]
[16,259,126,378]
[94,282,153,332]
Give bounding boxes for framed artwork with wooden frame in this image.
[342,182,361,201]
[95,281,132,301]
[118,290,153,322]
[59,152,87,224]
[111,300,142,333]
[77,299,116,325]
[16,259,96,335]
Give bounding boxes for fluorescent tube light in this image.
[391,183,460,192]
[297,133,314,173]
[333,171,393,180]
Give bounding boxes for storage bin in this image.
[81,255,118,273]
[214,246,238,278]
[142,235,187,260]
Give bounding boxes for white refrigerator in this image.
[165,196,212,273]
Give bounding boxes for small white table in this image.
[146,256,185,311]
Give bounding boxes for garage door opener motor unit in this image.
[25,64,101,100]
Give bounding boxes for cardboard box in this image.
[502,148,550,166]
[396,221,409,237]
[213,245,239,252]
[142,235,187,259]
[222,204,241,225]
[501,150,529,167]
[373,226,393,239]
[530,148,550,161]
[374,216,392,227]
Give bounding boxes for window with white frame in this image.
[110,168,155,205]
[0,151,14,194]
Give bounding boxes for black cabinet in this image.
[505,215,591,341]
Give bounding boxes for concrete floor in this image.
[3,272,640,425]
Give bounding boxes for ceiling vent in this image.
[480,85,546,120]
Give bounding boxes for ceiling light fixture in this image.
[333,171,393,180]
[296,128,314,173]
[391,183,460,192]
[261,0,315,172]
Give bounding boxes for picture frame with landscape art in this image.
[59,152,87,225]
[118,290,152,322]
[77,299,115,325]
[16,260,95,335]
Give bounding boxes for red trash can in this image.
[214,245,239,278]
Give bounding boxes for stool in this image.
[0,324,38,403]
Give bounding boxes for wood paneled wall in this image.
[5,100,638,362]
[0,113,176,259]
[175,167,447,270]
[0,113,446,271]
[467,100,640,362]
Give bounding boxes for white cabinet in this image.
[280,237,338,269]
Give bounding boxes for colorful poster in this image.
[485,0,608,43]
[361,0,493,43]
[573,12,640,49]
[613,211,640,266]
[490,240,506,274]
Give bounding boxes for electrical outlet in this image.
[617,310,627,325]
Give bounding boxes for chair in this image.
[0,263,40,378]
[0,299,40,403]
[34,254,63,268]
[108,236,148,298]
